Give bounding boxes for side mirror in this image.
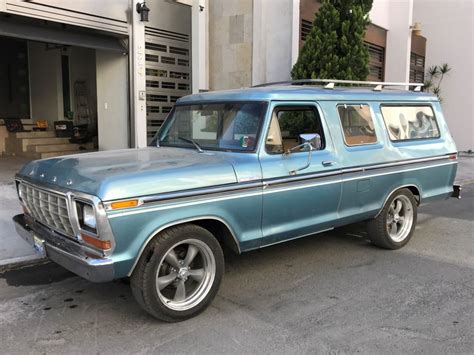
[299,133,322,150]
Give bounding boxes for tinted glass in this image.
[380,105,440,141]
[338,104,377,145]
[155,102,267,151]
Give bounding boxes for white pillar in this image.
[131,0,147,148]
[291,0,300,67]
[191,0,201,93]
[384,0,414,85]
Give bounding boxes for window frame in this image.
[336,103,379,147]
[264,104,326,155]
[379,103,441,142]
[153,100,269,153]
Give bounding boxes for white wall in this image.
[96,50,129,150]
[252,0,294,85]
[371,0,414,83]
[28,42,63,126]
[413,0,473,151]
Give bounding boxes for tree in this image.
[424,63,452,102]
[291,0,373,81]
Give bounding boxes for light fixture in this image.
[410,22,422,36]
[136,1,150,22]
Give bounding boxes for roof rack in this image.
[252,79,424,92]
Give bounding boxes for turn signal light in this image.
[82,234,112,250]
[110,199,139,210]
[448,154,458,160]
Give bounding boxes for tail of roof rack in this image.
[252,79,424,92]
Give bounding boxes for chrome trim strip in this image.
[102,153,455,206]
[139,181,262,205]
[108,189,262,218]
[108,160,457,219]
[127,216,241,277]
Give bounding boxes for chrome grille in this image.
[19,183,74,237]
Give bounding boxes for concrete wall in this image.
[96,50,129,150]
[208,0,253,90]
[413,0,473,151]
[28,42,63,126]
[252,0,294,85]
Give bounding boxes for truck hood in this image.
[17,147,238,201]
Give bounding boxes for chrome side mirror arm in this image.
[285,142,313,175]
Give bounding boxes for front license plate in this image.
[33,235,46,257]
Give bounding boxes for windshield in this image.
[153,102,268,152]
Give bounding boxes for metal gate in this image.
[145,27,191,142]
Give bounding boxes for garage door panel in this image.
[145,27,191,142]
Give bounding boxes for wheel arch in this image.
[375,184,421,218]
[127,216,240,277]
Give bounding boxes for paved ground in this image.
[0,184,472,353]
[0,156,36,265]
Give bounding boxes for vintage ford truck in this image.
[13,80,460,321]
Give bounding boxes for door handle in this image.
[322,161,335,167]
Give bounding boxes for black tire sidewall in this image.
[380,189,418,249]
[139,224,224,322]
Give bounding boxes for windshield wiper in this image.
[177,136,204,153]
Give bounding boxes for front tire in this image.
[131,224,224,322]
[367,188,417,250]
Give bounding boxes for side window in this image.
[337,104,377,146]
[265,106,325,154]
[380,105,440,141]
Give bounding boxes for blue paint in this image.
[16,86,458,279]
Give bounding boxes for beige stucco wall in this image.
[208,0,253,90]
[413,0,474,151]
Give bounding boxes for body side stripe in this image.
[104,153,456,206]
[107,161,457,219]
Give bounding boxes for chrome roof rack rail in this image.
[252,79,424,92]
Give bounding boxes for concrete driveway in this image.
[0,184,472,353]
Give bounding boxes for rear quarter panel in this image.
[318,100,457,225]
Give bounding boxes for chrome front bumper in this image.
[13,214,115,282]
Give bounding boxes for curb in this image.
[0,255,44,273]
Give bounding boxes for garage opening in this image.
[0,16,128,159]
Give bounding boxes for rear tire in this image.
[131,224,224,322]
[367,188,417,250]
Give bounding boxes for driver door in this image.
[259,102,342,246]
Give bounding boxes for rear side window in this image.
[337,104,377,146]
[380,105,440,141]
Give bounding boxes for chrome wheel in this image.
[156,239,216,311]
[386,195,414,242]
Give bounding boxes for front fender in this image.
[106,191,262,278]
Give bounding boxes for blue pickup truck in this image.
[13,80,460,321]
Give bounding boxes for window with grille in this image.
[301,19,313,41]
[366,42,385,81]
[409,52,425,83]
